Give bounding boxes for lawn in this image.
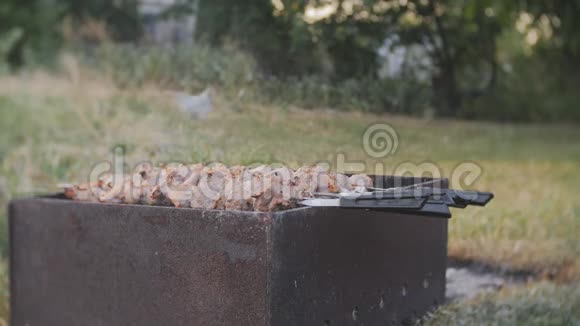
[0,71,579,324]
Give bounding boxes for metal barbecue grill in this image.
[9,175,493,326]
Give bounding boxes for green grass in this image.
[425,282,580,325]
[0,71,579,324]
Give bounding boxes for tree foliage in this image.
[0,0,140,67]
[196,0,300,75]
[62,0,141,42]
[0,0,65,67]
[383,0,511,115]
[1,0,580,121]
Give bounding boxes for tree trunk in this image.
[432,61,461,117]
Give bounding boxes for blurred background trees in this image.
[1,0,579,122]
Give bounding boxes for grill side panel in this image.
[269,207,448,325]
[10,199,270,326]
